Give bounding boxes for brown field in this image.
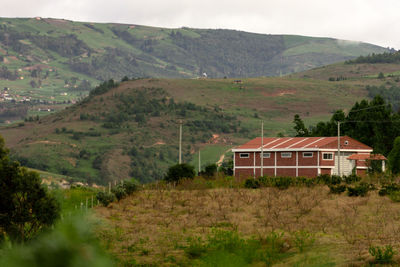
[95,180,400,266]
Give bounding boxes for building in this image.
[232,136,386,178]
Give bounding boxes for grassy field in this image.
[94,175,400,266]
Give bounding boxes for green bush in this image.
[273,176,293,190]
[328,184,347,194]
[202,163,218,178]
[343,174,361,184]
[111,184,126,202]
[369,245,395,264]
[164,163,195,183]
[123,179,138,195]
[0,216,114,267]
[244,178,260,189]
[379,183,400,196]
[96,191,115,207]
[347,182,372,197]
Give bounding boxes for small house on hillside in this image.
[232,136,386,178]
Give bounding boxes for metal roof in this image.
[234,136,372,151]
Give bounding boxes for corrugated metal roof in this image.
[235,136,372,150]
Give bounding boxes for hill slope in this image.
[0,17,388,106]
[4,57,400,183]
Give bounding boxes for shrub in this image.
[202,163,218,178]
[369,245,395,264]
[388,191,400,202]
[111,184,126,201]
[123,179,138,195]
[244,178,260,189]
[343,174,361,184]
[0,136,60,242]
[96,191,115,206]
[347,182,372,197]
[164,163,195,183]
[328,184,347,194]
[379,183,400,196]
[273,176,293,190]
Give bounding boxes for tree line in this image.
[293,95,400,155]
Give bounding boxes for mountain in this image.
[0,17,389,109]
[2,57,399,184]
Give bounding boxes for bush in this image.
[343,174,361,184]
[328,184,347,194]
[244,178,260,189]
[0,136,60,242]
[164,163,195,183]
[369,245,395,264]
[202,163,218,178]
[96,191,115,206]
[123,179,138,195]
[347,182,372,197]
[379,183,400,196]
[111,184,126,201]
[273,176,293,190]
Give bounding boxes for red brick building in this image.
[232,136,386,178]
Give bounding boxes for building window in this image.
[323,153,333,160]
[261,152,271,158]
[281,152,292,158]
[344,141,349,145]
[303,152,313,158]
[239,153,249,158]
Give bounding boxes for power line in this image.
[347,104,390,113]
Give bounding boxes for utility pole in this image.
[198,150,201,175]
[261,121,264,177]
[179,121,182,164]
[337,121,341,177]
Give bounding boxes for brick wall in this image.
[235,152,254,166]
[235,168,254,178]
[298,168,318,177]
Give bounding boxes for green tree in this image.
[388,137,400,174]
[293,114,309,137]
[0,136,60,242]
[164,163,195,182]
[202,163,218,178]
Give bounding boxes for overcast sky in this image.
[2,0,400,49]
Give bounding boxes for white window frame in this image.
[302,152,313,158]
[281,152,292,158]
[322,152,334,160]
[260,152,271,158]
[239,153,249,158]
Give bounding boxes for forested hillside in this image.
[0,17,388,102]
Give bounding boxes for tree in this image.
[293,114,309,137]
[164,163,195,182]
[388,137,400,175]
[202,163,218,178]
[0,136,60,242]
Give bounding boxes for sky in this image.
[2,0,400,49]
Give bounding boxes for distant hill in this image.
[0,17,389,105]
[3,56,399,184]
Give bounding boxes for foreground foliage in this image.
[0,136,60,242]
[0,216,113,267]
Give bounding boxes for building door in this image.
[332,152,354,176]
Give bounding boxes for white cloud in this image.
[1,0,399,49]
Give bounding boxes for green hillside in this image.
[2,57,400,184]
[0,17,389,122]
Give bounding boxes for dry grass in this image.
[94,184,400,266]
